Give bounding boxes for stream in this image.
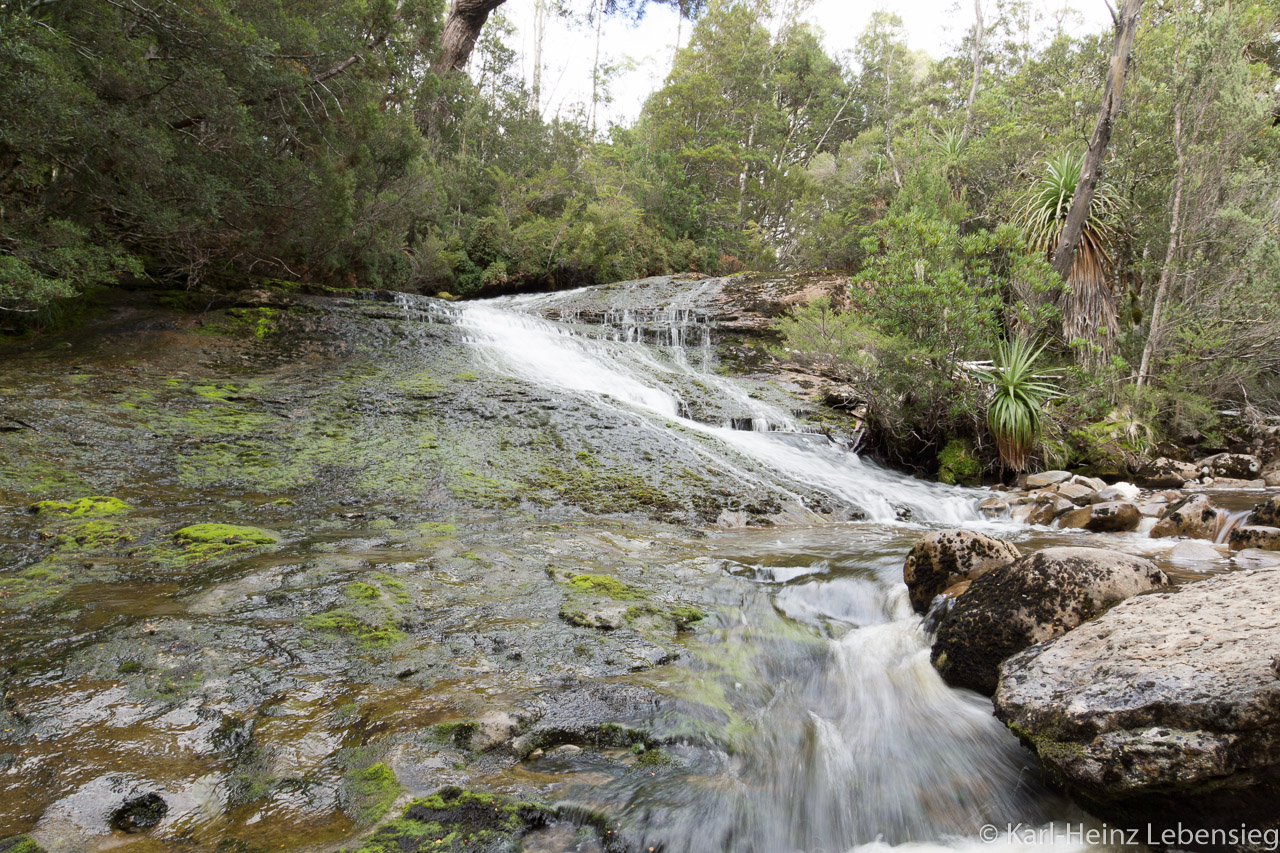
[0,280,1255,852]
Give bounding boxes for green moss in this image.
[343,762,401,826]
[670,606,705,631]
[53,519,135,551]
[936,438,982,486]
[302,609,405,648]
[174,523,276,545]
[0,835,46,853]
[345,582,381,601]
[29,496,129,516]
[635,746,674,767]
[566,573,641,600]
[529,461,680,516]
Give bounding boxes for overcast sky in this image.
[499,0,1114,128]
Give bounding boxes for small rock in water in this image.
[1054,481,1096,505]
[1025,470,1071,488]
[109,793,168,832]
[1248,494,1280,527]
[1150,493,1222,540]
[1228,525,1280,552]
[1058,501,1141,533]
[1234,548,1280,569]
[1169,540,1222,564]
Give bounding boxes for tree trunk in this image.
[1048,0,1142,280]
[434,0,508,74]
[960,0,983,145]
[531,0,548,115]
[1137,14,1185,388]
[590,0,604,135]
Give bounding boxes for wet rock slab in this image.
[995,567,1280,849]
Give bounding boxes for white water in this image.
[456,297,983,525]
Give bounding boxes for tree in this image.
[1047,0,1141,288]
[1018,153,1123,363]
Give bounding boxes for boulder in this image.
[902,530,1021,614]
[1055,481,1097,505]
[1149,494,1222,540]
[1267,472,1280,488]
[1249,495,1280,527]
[930,547,1171,695]
[1058,502,1141,533]
[1204,477,1267,490]
[1197,452,1263,480]
[1069,474,1107,492]
[1228,526,1280,552]
[1028,497,1074,526]
[995,567,1280,848]
[1134,457,1198,489]
[978,497,1009,518]
[1025,470,1072,488]
[1094,482,1139,503]
[1135,501,1167,519]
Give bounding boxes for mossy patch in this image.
[340,759,401,826]
[302,609,405,648]
[29,496,129,516]
[345,581,381,601]
[529,458,680,517]
[344,787,554,853]
[566,573,641,600]
[0,835,46,853]
[936,438,982,486]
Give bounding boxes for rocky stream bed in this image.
[0,276,1277,853]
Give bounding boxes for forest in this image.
[2,0,1279,474]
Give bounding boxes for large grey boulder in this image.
[995,567,1280,849]
[930,547,1171,696]
[902,530,1020,614]
[1149,493,1222,540]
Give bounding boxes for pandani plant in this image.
[1017,152,1123,366]
[974,337,1061,472]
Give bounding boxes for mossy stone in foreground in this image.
[173,523,276,545]
[346,787,554,853]
[29,496,129,516]
[0,836,46,853]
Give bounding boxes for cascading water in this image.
[416,289,1100,853]
[455,295,983,525]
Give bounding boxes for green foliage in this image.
[936,438,983,485]
[974,338,1060,471]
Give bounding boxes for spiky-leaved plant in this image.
[975,337,1060,472]
[1018,152,1123,365]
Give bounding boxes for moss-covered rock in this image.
[29,496,129,516]
[346,787,555,853]
[565,573,640,600]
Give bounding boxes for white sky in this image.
[498,0,1114,128]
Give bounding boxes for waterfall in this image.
[454,295,984,525]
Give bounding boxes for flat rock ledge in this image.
[995,567,1280,851]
